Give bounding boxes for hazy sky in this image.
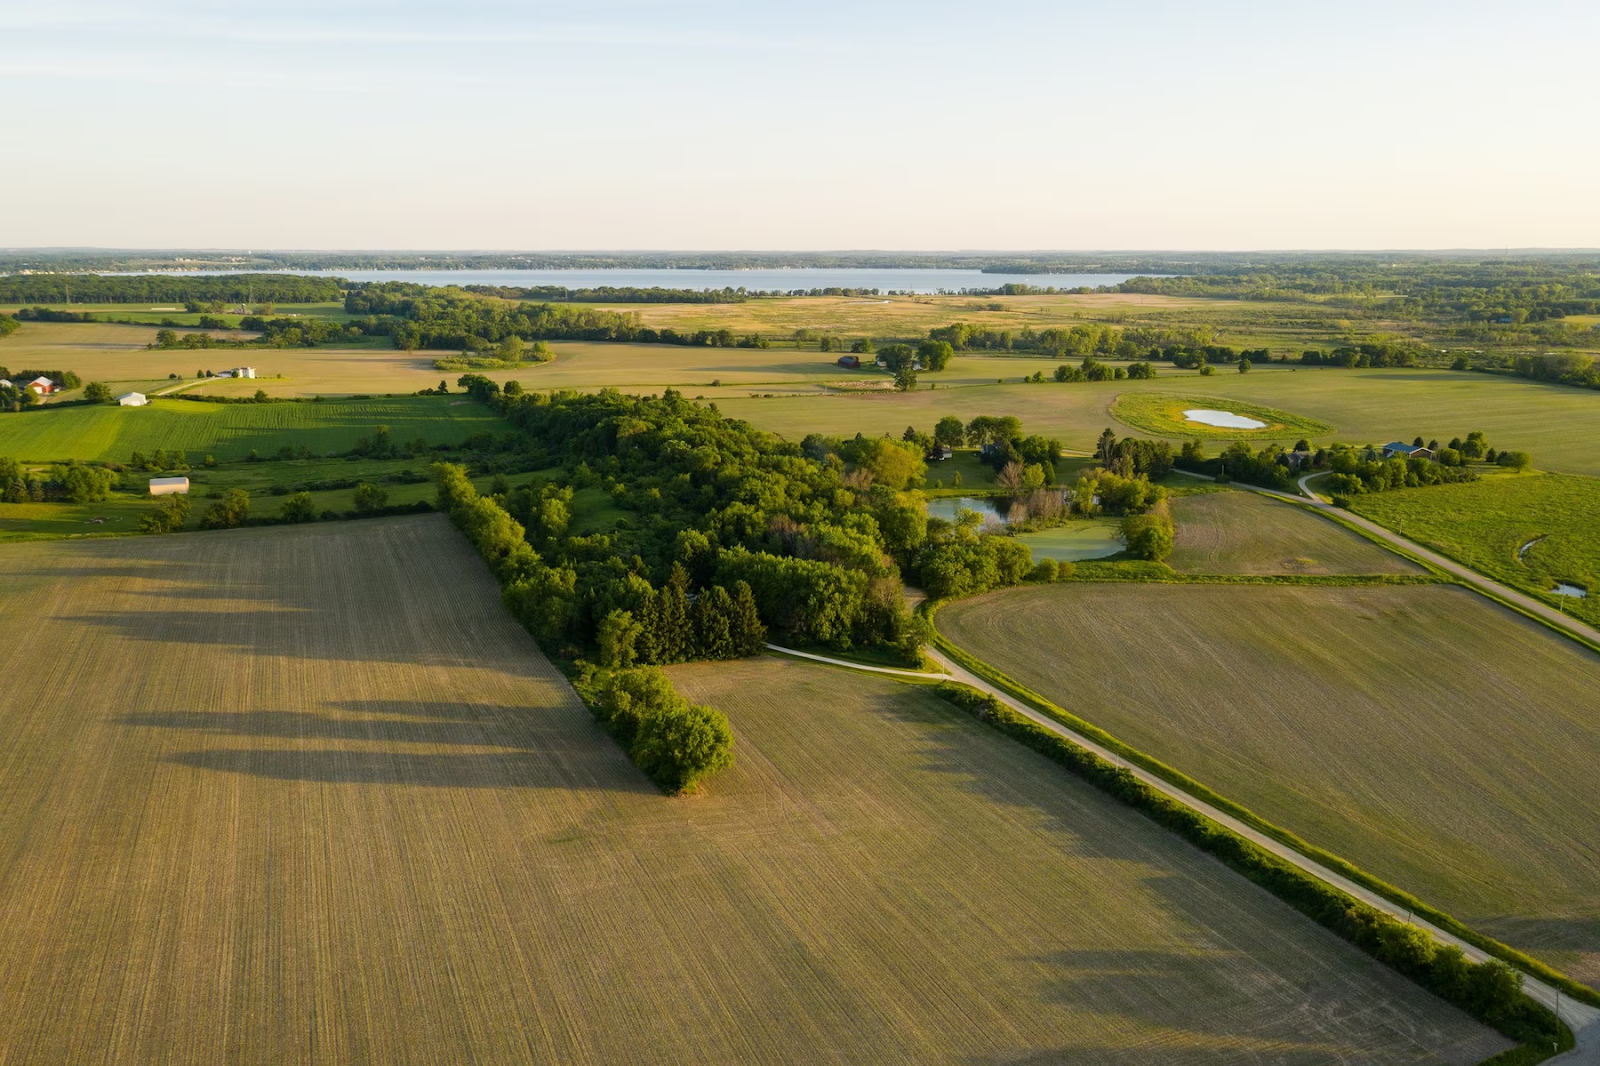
[4,0,1597,250]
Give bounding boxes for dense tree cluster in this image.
[589,668,735,794]
[432,393,927,662]
[459,283,750,304]
[1299,340,1424,368]
[138,493,191,533]
[0,457,118,503]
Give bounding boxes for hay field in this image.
[0,396,506,462]
[938,582,1600,988]
[1349,471,1600,627]
[713,368,1600,476]
[1170,490,1420,575]
[0,517,1506,1064]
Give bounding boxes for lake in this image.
[102,268,1153,295]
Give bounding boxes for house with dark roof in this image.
[1381,442,1433,460]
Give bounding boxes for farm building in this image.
[1382,442,1434,460]
[230,367,257,379]
[148,476,190,496]
[26,377,55,395]
[836,355,862,370]
[0,379,11,390]
[116,392,148,407]
[926,444,954,461]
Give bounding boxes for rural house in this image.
[836,355,862,370]
[230,367,257,378]
[926,444,954,461]
[117,392,148,407]
[148,476,190,496]
[1381,442,1434,460]
[26,377,55,395]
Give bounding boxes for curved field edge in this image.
[922,596,1600,1012]
[1111,391,1334,439]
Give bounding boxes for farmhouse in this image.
[927,444,954,461]
[148,476,190,496]
[1382,442,1434,460]
[26,377,55,396]
[0,379,11,390]
[836,355,862,369]
[230,367,257,379]
[116,392,148,407]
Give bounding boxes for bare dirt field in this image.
[0,516,1505,1064]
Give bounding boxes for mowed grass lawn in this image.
[1349,471,1600,628]
[0,517,1506,1065]
[1170,490,1420,575]
[0,395,507,462]
[938,582,1600,989]
[714,368,1600,477]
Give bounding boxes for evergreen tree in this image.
[654,563,691,662]
[693,585,735,660]
[728,580,766,656]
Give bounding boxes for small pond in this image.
[926,496,1013,524]
[1184,408,1267,430]
[1552,583,1588,599]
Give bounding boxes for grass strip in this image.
[925,601,1600,1012]
[930,679,1574,1063]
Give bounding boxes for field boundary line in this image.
[919,631,1598,1059]
[763,643,951,679]
[920,609,1600,1020]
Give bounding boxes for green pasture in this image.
[710,368,1600,477]
[1348,471,1600,626]
[938,581,1600,989]
[1013,517,1124,561]
[0,396,509,463]
[1110,391,1332,439]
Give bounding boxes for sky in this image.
[3,0,1597,251]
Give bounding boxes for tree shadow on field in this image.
[843,677,1509,1064]
[125,699,656,794]
[51,517,558,677]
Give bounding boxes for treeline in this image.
[1113,256,1600,333]
[932,682,1562,1054]
[150,316,364,349]
[460,284,749,304]
[0,458,117,503]
[0,273,341,305]
[346,286,778,351]
[433,462,736,794]
[1176,434,1530,496]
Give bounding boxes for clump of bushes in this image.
[587,667,735,795]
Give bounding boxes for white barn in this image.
[148,476,190,496]
[117,392,148,407]
[230,367,257,379]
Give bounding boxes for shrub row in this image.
[580,668,735,795]
[932,682,1565,1053]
